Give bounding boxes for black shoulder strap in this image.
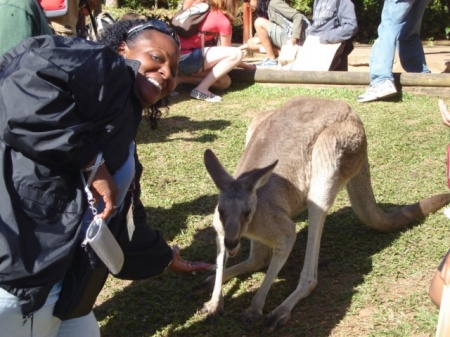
[83,1,98,37]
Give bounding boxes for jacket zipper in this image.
[22,313,34,337]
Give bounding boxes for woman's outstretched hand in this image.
[168,245,215,274]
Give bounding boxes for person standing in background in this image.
[0,0,53,55]
[357,0,432,103]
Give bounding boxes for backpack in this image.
[85,12,116,41]
[170,1,211,38]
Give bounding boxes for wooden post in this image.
[242,0,253,44]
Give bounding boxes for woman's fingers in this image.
[89,165,118,219]
[169,245,215,274]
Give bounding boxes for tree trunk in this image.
[104,0,119,8]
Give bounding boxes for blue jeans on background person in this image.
[0,142,136,337]
[179,48,204,75]
[369,0,431,85]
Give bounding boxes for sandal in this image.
[190,89,222,103]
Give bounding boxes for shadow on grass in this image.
[136,114,232,145]
[135,81,256,146]
[94,197,426,337]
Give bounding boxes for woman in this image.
[177,0,243,102]
[0,19,211,336]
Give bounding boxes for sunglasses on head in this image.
[125,20,180,47]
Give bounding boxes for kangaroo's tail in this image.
[346,157,450,232]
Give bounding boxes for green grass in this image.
[94,83,450,336]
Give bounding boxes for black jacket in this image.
[0,35,172,317]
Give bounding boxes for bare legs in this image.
[176,46,242,100]
[254,17,276,60]
[195,46,242,96]
[176,72,231,90]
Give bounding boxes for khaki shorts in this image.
[268,22,289,48]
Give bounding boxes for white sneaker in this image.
[357,80,398,103]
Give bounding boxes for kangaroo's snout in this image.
[224,238,240,257]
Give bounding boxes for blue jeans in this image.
[179,48,204,75]
[0,281,100,337]
[369,0,431,85]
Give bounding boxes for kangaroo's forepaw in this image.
[264,306,291,334]
[200,299,224,318]
[243,306,263,321]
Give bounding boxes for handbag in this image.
[80,154,124,276]
[54,151,173,319]
[53,192,132,320]
[53,154,127,320]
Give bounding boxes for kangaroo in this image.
[199,96,450,333]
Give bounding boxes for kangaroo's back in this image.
[239,96,364,175]
[238,96,367,220]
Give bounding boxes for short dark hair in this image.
[97,19,147,52]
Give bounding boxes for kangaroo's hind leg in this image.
[265,121,364,332]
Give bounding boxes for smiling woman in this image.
[0,19,212,337]
[99,19,180,126]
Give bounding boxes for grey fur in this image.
[201,96,450,333]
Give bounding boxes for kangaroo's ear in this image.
[204,149,234,191]
[239,160,278,193]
